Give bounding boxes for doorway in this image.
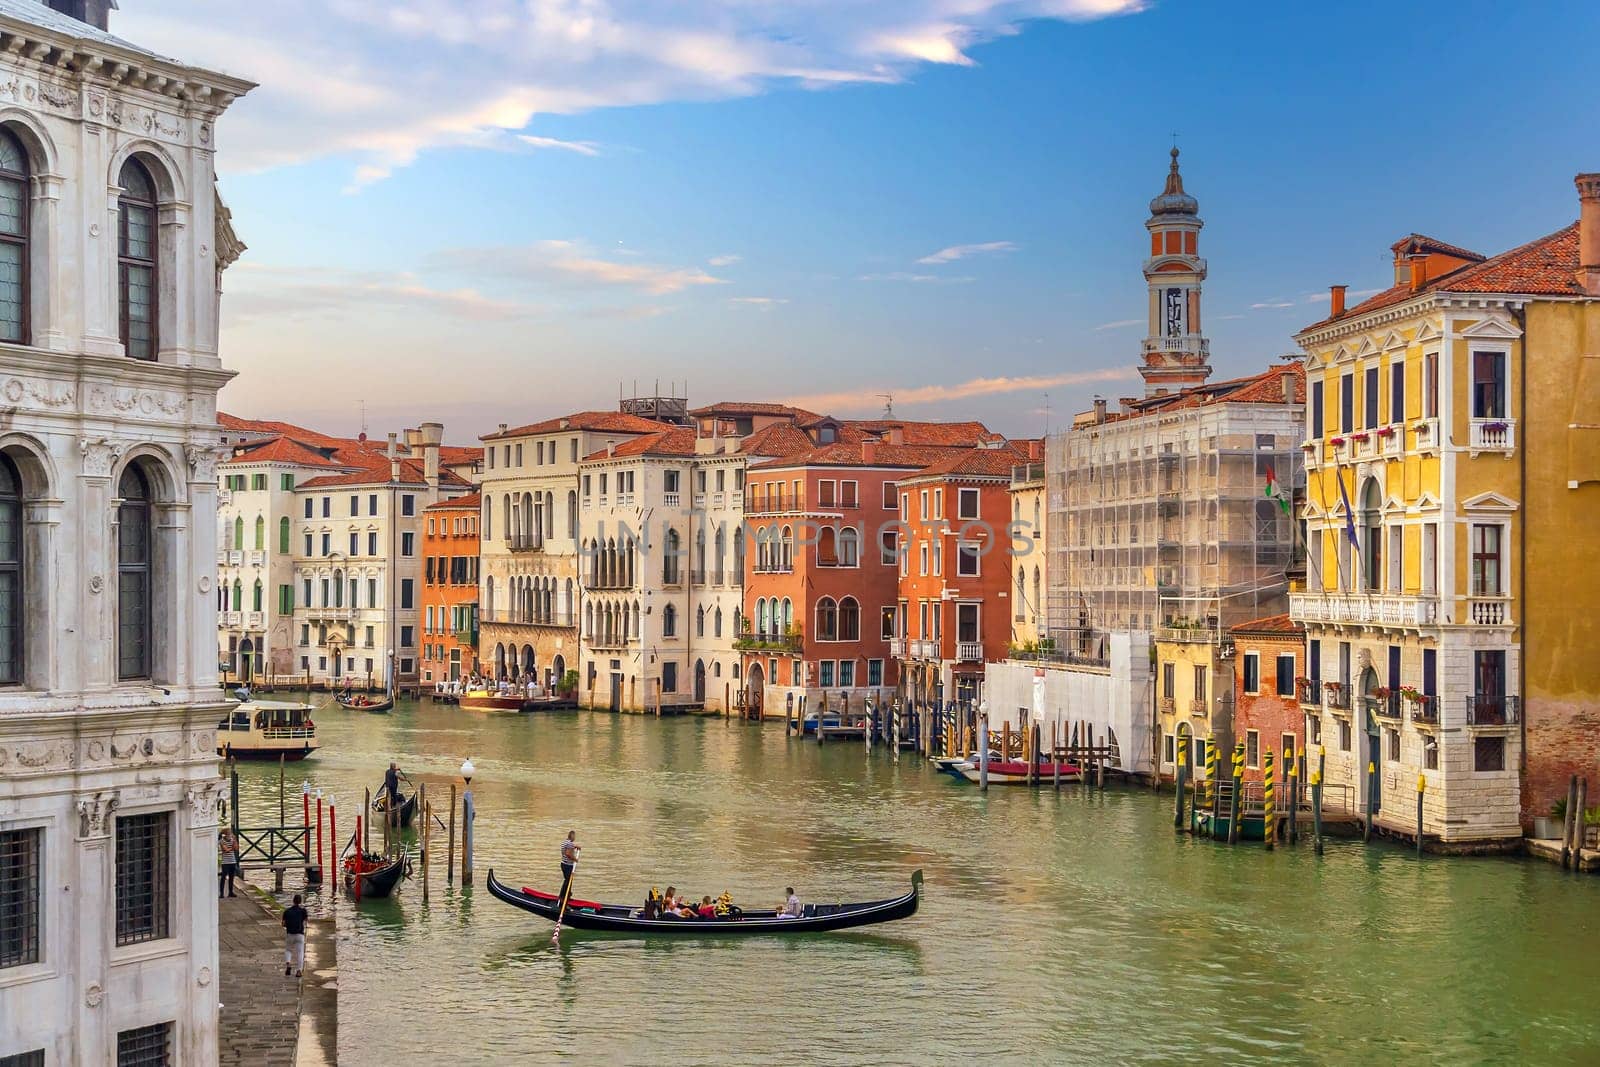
[1359,664,1382,814]
[238,637,255,684]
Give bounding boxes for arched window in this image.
[485,575,495,618]
[816,597,838,641]
[781,597,793,635]
[714,607,723,638]
[233,516,244,550]
[714,527,726,584]
[817,526,837,566]
[664,529,681,584]
[278,516,290,553]
[838,597,860,641]
[1360,478,1383,593]
[733,527,745,576]
[696,605,705,637]
[632,600,641,639]
[0,454,21,683]
[254,514,265,550]
[231,578,241,610]
[1032,567,1041,618]
[663,603,677,638]
[484,497,493,542]
[0,129,29,343]
[838,527,860,567]
[116,464,152,678]
[756,597,768,636]
[780,525,793,571]
[252,579,263,612]
[567,490,577,539]
[502,493,511,541]
[733,608,742,637]
[695,529,706,583]
[332,568,343,607]
[118,158,159,360]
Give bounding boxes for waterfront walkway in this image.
[218,881,338,1066]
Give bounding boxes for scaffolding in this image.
[1047,400,1305,652]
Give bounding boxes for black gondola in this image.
[371,789,417,828]
[343,850,410,898]
[335,694,394,713]
[485,868,922,934]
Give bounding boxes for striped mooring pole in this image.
[1203,736,1218,811]
[1263,748,1275,851]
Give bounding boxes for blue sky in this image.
[120,0,1600,441]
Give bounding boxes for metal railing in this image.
[732,633,803,653]
[1466,694,1520,726]
[1411,698,1439,725]
[1297,678,1320,705]
[1324,683,1351,710]
[234,825,310,870]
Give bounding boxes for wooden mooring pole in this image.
[1562,774,1578,868]
[1051,720,1060,791]
[446,783,457,885]
[420,783,430,904]
[1313,746,1326,855]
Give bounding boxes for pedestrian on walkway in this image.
[283,894,308,978]
[217,827,239,898]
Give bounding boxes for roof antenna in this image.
[877,393,894,419]
[1041,391,1051,437]
[360,399,367,438]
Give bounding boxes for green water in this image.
[232,698,1600,1065]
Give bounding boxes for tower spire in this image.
[1140,147,1211,396]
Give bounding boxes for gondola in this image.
[335,693,394,713]
[371,789,417,828]
[486,868,922,935]
[343,849,410,898]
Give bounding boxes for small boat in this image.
[956,759,1081,785]
[217,701,319,761]
[459,690,526,713]
[343,849,410,899]
[486,869,922,935]
[335,693,394,713]
[799,711,841,735]
[371,789,417,829]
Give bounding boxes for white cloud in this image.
[1094,318,1141,331]
[1250,301,1295,310]
[729,296,788,309]
[786,367,1137,413]
[516,134,601,156]
[435,240,724,294]
[708,254,742,267]
[223,263,538,324]
[858,271,973,284]
[116,1,1146,188]
[916,240,1018,265]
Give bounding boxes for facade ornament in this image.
[88,574,103,594]
[85,983,104,1008]
[213,187,245,272]
[188,781,224,825]
[196,966,212,988]
[76,792,119,839]
[2,377,75,409]
[88,385,186,419]
[198,574,212,593]
[78,437,125,478]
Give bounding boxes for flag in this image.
[1263,464,1291,516]
[1336,469,1360,548]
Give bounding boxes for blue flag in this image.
[1336,469,1360,548]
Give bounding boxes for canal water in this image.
[233,698,1600,1065]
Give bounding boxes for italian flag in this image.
[1263,464,1291,516]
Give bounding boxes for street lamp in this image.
[460,757,475,783]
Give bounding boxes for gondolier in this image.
[559,831,580,900]
[384,763,402,805]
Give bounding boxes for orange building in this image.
[1228,613,1306,785]
[420,492,481,686]
[894,444,1030,706]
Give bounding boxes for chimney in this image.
[386,432,400,482]
[1408,254,1426,293]
[886,427,904,447]
[403,427,423,452]
[497,423,507,436]
[1029,439,1043,462]
[1281,369,1296,404]
[1093,398,1107,424]
[861,439,877,464]
[419,421,443,495]
[1329,284,1347,318]
[1577,173,1600,296]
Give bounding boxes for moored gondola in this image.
[371,789,417,828]
[343,849,410,898]
[486,868,921,934]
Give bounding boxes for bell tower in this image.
[1140,148,1212,395]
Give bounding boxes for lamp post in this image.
[387,647,396,699]
[460,758,476,886]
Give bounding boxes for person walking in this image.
[559,830,580,900]
[283,894,308,978]
[217,827,239,898]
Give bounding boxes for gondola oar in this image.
[551,870,576,945]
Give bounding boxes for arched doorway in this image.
[238,637,255,683]
[521,644,535,681]
[694,658,706,703]
[552,654,567,693]
[1359,664,1382,814]
[747,662,765,716]
[494,642,507,679]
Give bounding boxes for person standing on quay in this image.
[217,827,239,898]
[283,894,308,978]
[559,831,580,899]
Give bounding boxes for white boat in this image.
[217,700,319,761]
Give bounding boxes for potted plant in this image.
[1536,798,1566,841]
[558,669,579,699]
[1350,431,1370,443]
[1329,436,1347,448]
[1483,420,1508,433]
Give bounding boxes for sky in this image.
[117,0,1600,443]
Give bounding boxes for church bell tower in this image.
[1140,148,1212,395]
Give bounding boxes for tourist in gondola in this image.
[779,887,802,918]
[559,830,580,899]
[660,886,679,917]
[695,895,717,919]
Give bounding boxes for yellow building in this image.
[1291,174,1600,845]
[1008,449,1047,651]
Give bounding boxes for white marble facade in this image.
[0,2,252,1064]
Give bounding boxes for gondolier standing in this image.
[559,831,580,900]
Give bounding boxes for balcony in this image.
[1350,432,1378,460]
[1011,461,1045,486]
[1413,417,1440,451]
[227,550,243,565]
[889,637,906,657]
[1141,335,1209,359]
[693,494,706,509]
[732,632,803,653]
[1378,427,1402,456]
[911,639,938,659]
[588,633,630,651]
[1189,699,1208,718]
[1289,592,1438,628]
[306,606,353,621]
[616,493,634,508]
[216,551,229,566]
[219,610,241,628]
[1323,682,1352,711]
[509,533,543,553]
[1466,694,1520,727]
[1467,597,1511,626]
[1156,625,1221,645]
[690,569,706,586]
[730,491,743,509]
[1367,693,1402,722]
[246,611,265,629]
[454,627,479,647]
[662,492,681,509]
[1469,418,1515,454]
[218,489,233,506]
[956,641,983,663]
[247,550,267,567]
[1411,697,1439,726]
[752,561,793,575]
[1297,678,1321,706]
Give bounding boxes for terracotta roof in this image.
[583,427,698,461]
[223,435,344,469]
[1388,233,1484,262]
[749,441,965,471]
[296,452,469,490]
[1231,612,1303,636]
[426,491,480,511]
[898,443,1032,482]
[738,422,821,458]
[218,413,356,450]
[439,446,483,466]
[1120,361,1304,416]
[843,419,995,447]
[1302,222,1585,333]
[689,401,825,421]
[482,411,671,441]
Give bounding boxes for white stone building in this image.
[289,424,466,692]
[0,1,252,1063]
